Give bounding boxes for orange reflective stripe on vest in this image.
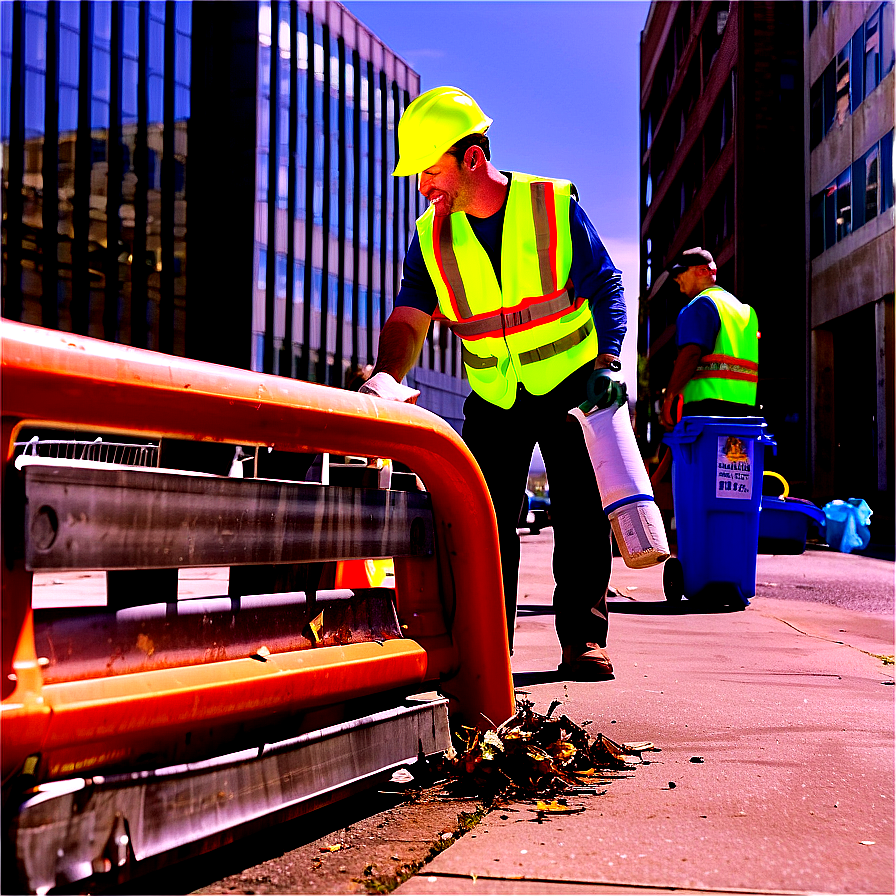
[692,354,759,383]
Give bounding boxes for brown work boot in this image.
[559,643,614,680]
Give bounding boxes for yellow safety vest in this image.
[416,171,598,409]
[682,287,759,406]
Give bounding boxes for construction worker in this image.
[359,86,626,679]
[660,248,758,428]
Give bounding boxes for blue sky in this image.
[343,0,652,373]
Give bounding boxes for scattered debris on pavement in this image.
[439,695,658,800]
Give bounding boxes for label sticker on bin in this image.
[715,435,753,499]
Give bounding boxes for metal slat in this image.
[14,697,450,895]
[34,588,404,682]
[21,463,434,571]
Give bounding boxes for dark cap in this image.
[668,247,715,275]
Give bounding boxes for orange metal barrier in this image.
[1,320,515,786]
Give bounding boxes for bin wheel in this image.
[663,558,684,602]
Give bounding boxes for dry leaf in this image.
[305,611,325,645]
[534,800,585,815]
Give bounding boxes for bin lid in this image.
[663,416,774,446]
[760,495,825,526]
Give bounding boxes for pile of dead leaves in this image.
[440,696,656,799]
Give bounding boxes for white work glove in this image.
[358,371,421,404]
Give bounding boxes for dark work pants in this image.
[462,362,612,652]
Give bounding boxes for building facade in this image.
[805,0,894,523]
[1,1,469,429]
[638,2,807,485]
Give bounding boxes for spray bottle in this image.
[569,367,670,569]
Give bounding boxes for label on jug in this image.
[715,435,753,499]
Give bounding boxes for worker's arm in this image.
[568,201,626,369]
[660,343,703,428]
[371,306,432,381]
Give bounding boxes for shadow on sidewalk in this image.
[608,600,745,616]
[512,669,616,687]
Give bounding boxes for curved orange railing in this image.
[1,321,515,782]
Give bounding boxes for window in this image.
[823,181,837,251]
[257,248,267,290]
[809,155,885,256]
[865,6,881,94]
[835,167,851,241]
[835,44,850,126]
[865,147,880,222]
[881,129,894,212]
[276,253,287,299]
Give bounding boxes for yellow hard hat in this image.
[392,86,492,177]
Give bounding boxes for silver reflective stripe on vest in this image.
[445,286,576,339]
[518,318,594,366]
[530,182,554,295]
[437,217,474,319]
[461,344,498,369]
[504,285,575,330]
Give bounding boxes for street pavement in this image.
[396,533,895,896]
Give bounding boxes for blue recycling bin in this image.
[662,417,777,606]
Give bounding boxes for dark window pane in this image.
[24,10,47,70]
[881,2,895,79]
[1,1,11,53]
[822,60,835,135]
[835,167,851,241]
[123,57,138,122]
[864,7,880,96]
[59,1,79,28]
[881,129,894,211]
[175,33,191,85]
[809,1,818,33]
[93,1,112,46]
[835,43,850,125]
[852,158,867,230]
[60,26,80,86]
[851,26,865,110]
[175,1,191,34]
[864,147,879,223]
[24,70,45,137]
[148,74,163,123]
[123,3,139,55]
[823,181,837,249]
[1,55,10,141]
[93,47,111,104]
[59,85,78,133]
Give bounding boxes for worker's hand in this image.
[359,371,421,404]
[660,392,683,429]
[595,353,620,370]
[585,366,627,410]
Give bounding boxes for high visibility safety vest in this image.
[416,172,598,409]
[682,286,759,406]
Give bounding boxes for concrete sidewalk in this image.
[397,535,895,895]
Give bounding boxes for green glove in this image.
[585,368,627,410]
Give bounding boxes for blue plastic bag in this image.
[821,498,872,553]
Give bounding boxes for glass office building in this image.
[2,1,467,416]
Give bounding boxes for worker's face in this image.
[673,265,716,298]
[419,152,475,218]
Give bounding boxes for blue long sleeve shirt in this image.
[395,175,627,357]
